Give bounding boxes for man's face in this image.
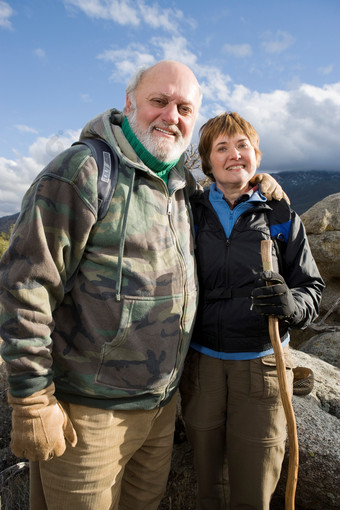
[125,62,201,162]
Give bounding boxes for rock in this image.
[301,193,340,234]
[305,232,340,279]
[313,279,340,319]
[299,332,340,369]
[301,193,340,321]
[273,349,340,510]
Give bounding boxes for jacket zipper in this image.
[165,188,191,401]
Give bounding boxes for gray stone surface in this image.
[299,332,340,369]
[274,349,340,509]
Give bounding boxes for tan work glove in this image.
[250,173,290,203]
[8,383,77,461]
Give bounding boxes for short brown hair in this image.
[198,112,262,179]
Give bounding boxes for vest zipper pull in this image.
[167,198,172,215]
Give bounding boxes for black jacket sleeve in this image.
[282,210,324,329]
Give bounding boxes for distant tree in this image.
[184,144,202,174]
[184,144,212,188]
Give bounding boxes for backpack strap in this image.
[64,139,119,293]
[72,138,119,220]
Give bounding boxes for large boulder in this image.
[290,193,340,349]
[272,349,340,510]
[301,193,340,320]
[299,332,340,369]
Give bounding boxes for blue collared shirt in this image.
[208,182,267,238]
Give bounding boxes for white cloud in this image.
[64,0,140,25]
[30,130,80,166]
[139,1,195,33]
[0,156,41,216]
[107,0,140,25]
[63,0,192,32]
[299,82,340,105]
[64,0,140,26]
[318,64,333,76]
[0,130,80,216]
[150,36,198,68]
[97,45,155,81]
[189,61,232,106]
[0,1,14,29]
[223,43,252,58]
[261,30,295,54]
[80,94,92,103]
[102,36,228,105]
[201,80,340,172]
[15,125,38,134]
[97,36,199,82]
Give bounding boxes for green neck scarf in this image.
[122,116,180,185]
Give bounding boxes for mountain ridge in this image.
[272,170,340,214]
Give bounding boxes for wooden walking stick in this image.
[261,239,299,510]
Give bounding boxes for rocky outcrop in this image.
[301,193,340,321]
[272,349,340,510]
[299,332,340,369]
[279,196,340,509]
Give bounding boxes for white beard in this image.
[126,107,190,163]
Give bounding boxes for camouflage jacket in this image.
[0,109,199,410]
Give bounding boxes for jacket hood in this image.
[79,108,123,148]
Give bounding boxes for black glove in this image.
[251,271,296,319]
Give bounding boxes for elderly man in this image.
[0,60,284,510]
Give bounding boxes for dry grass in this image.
[0,463,29,510]
[159,418,197,510]
[0,362,29,510]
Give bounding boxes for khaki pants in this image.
[30,393,177,510]
[180,348,294,510]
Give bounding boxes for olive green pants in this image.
[180,348,294,510]
[30,393,177,510]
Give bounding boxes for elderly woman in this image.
[180,112,324,510]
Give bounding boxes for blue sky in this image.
[1,0,340,216]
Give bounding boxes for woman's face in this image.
[209,132,257,193]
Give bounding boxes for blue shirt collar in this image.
[210,182,267,208]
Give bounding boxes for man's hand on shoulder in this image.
[250,173,290,203]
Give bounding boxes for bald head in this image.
[126,60,202,112]
[124,60,202,162]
